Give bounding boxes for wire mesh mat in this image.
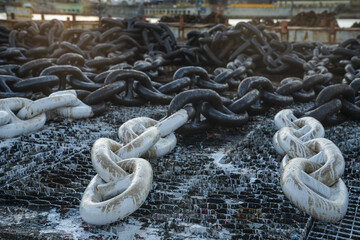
[306,122,360,240]
[0,103,359,239]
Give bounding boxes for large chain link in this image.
[273,109,348,223]
[80,109,191,225]
[0,90,100,138]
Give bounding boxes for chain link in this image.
[273,109,348,223]
[0,90,99,138]
[80,109,191,225]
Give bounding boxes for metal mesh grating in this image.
[0,103,359,239]
[306,121,360,240]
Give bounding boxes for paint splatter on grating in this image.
[0,103,359,239]
[306,122,360,240]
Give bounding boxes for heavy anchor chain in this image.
[273,109,348,223]
[0,90,101,138]
[296,82,360,125]
[80,108,193,225]
[237,76,293,115]
[168,89,249,133]
[342,56,360,84]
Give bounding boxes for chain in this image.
[80,108,193,225]
[273,109,348,223]
[0,19,359,139]
[0,90,103,138]
[293,80,360,125]
[342,56,360,84]
[1,18,359,225]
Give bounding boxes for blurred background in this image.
[0,0,359,28]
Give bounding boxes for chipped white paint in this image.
[0,98,46,138]
[273,109,348,223]
[80,156,153,225]
[49,91,94,119]
[17,94,78,119]
[0,110,10,125]
[273,109,325,156]
[118,109,188,158]
[0,91,95,139]
[81,110,190,225]
[281,158,348,223]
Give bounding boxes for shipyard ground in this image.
[0,100,359,239]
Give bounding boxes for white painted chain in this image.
[0,90,95,139]
[80,109,190,225]
[273,109,348,223]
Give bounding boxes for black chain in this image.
[1,18,360,129]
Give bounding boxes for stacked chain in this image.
[80,108,193,225]
[0,19,359,139]
[0,90,103,138]
[342,56,360,84]
[0,18,359,226]
[273,109,348,223]
[295,79,360,126]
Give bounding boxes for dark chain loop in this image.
[0,19,359,129]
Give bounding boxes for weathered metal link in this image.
[276,77,315,102]
[80,152,153,225]
[11,76,60,92]
[0,90,100,138]
[118,109,189,158]
[0,75,32,98]
[40,65,103,92]
[343,56,360,84]
[273,109,325,156]
[298,84,360,125]
[17,58,55,77]
[173,66,229,92]
[168,89,248,132]
[81,109,191,225]
[0,98,46,138]
[273,109,348,223]
[237,76,293,114]
[104,69,149,106]
[48,90,105,119]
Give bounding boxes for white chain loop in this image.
[273,109,325,156]
[0,98,46,138]
[49,90,94,119]
[80,109,190,225]
[273,109,348,223]
[0,90,94,139]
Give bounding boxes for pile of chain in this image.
[183,22,313,72]
[0,18,359,137]
[1,18,359,228]
[282,39,360,126]
[273,109,348,223]
[342,56,360,84]
[0,90,103,138]
[0,18,176,98]
[288,11,338,27]
[80,107,193,225]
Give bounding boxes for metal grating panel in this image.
[0,103,359,239]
